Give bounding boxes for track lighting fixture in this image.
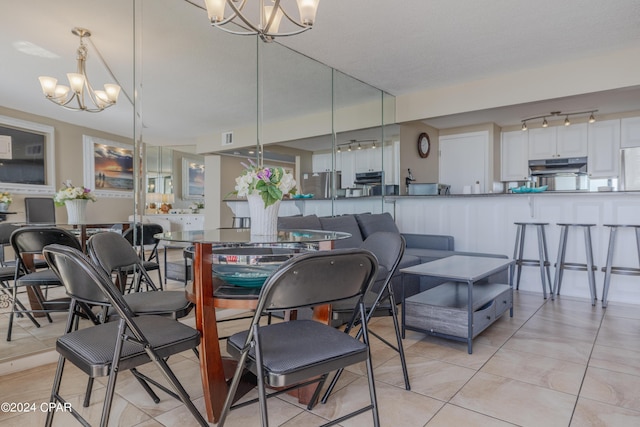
[520,110,597,130]
[336,140,379,151]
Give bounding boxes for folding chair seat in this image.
[218,248,381,427]
[42,244,207,427]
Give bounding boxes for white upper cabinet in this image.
[312,152,333,173]
[528,124,588,159]
[588,119,620,178]
[528,127,557,159]
[501,130,529,181]
[621,116,640,148]
[556,123,588,158]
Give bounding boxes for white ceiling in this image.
[1,0,639,150]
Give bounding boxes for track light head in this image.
[521,121,527,131]
[542,118,548,128]
[564,116,570,126]
[589,113,596,123]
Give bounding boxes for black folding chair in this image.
[321,232,410,405]
[42,244,207,427]
[123,223,164,289]
[24,197,56,224]
[6,227,80,341]
[218,248,381,427]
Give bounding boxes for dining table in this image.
[155,228,351,423]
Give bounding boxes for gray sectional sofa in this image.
[278,212,508,300]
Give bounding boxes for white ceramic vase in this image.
[65,199,89,224]
[247,193,280,236]
[0,202,9,212]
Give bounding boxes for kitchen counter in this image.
[392,191,640,305]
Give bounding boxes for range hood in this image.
[529,157,588,175]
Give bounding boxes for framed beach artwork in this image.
[83,135,134,198]
[182,155,205,199]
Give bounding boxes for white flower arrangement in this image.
[232,159,296,207]
[0,192,12,204]
[53,181,97,207]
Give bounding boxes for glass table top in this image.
[155,228,351,245]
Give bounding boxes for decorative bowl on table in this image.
[211,246,308,288]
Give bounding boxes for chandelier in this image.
[521,110,597,131]
[38,28,121,112]
[203,0,320,41]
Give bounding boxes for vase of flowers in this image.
[0,192,12,212]
[54,181,97,224]
[231,159,296,236]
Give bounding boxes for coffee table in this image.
[400,255,515,354]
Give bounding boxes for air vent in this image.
[222,131,233,146]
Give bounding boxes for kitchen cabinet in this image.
[528,124,588,160]
[621,116,640,148]
[312,152,333,173]
[588,119,620,178]
[501,130,529,181]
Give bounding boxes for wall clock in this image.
[418,132,430,158]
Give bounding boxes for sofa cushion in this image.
[318,215,364,248]
[355,212,399,239]
[278,214,322,230]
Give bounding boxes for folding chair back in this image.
[257,248,378,314]
[24,197,56,224]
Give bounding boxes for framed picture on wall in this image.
[83,135,134,198]
[182,156,204,199]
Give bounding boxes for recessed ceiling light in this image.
[13,41,58,58]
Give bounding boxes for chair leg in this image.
[45,355,66,427]
[387,290,410,390]
[217,337,254,426]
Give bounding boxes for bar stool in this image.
[513,222,552,299]
[601,224,640,308]
[553,223,597,305]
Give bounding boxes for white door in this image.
[439,131,488,194]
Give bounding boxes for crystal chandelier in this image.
[203,0,320,41]
[38,28,121,112]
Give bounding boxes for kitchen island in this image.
[390,191,640,305]
[226,191,640,305]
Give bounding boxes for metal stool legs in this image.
[513,222,552,299]
[601,225,640,308]
[552,223,597,305]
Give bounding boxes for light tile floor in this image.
[2,256,640,426]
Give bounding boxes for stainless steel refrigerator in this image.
[300,171,342,198]
[621,147,640,190]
